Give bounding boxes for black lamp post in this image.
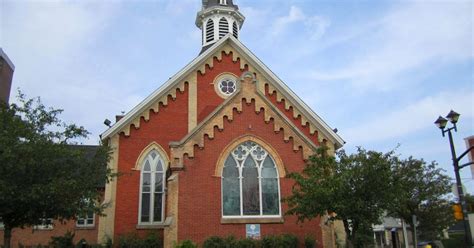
[435,110,474,247]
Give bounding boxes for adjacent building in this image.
[0,48,15,103]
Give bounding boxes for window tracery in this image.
[222,141,280,217]
[139,150,166,224]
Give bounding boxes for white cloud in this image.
[2,1,122,143]
[165,0,200,16]
[308,2,473,91]
[2,1,117,58]
[270,6,329,40]
[305,15,331,41]
[271,6,305,36]
[239,6,269,30]
[342,89,474,144]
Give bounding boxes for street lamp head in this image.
[434,116,448,130]
[446,110,460,124]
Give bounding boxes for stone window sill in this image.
[33,228,54,231]
[136,217,173,229]
[75,226,95,230]
[221,217,284,224]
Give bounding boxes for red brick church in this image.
[1,0,345,247]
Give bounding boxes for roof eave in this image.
[100,36,231,140]
[101,35,344,149]
[226,36,345,148]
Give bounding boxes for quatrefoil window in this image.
[219,79,236,95]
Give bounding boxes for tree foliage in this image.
[285,147,395,247]
[0,93,113,248]
[285,146,454,247]
[388,157,453,242]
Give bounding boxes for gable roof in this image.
[101,35,345,148]
[168,71,322,167]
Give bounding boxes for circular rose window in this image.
[219,79,236,95]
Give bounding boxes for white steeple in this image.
[196,0,245,51]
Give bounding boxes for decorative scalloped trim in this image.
[119,45,329,149]
[119,80,188,136]
[170,73,317,169]
[266,84,324,141]
[199,45,326,143]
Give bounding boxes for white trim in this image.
[101,36,228,140]
[138,150,167,225]
[195,6,245,29]
[205,18,215,44]
[0,48,15,71]
[76,212,95,228]
[101,35,344,148]
[222,141,281,218]
[226,36,345,147]
[218,17,230,39]
[216,77,237,97]
[34,218,54,230]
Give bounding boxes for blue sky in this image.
[1,0,473,193]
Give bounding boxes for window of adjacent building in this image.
[206,19,214,43]
[76,211,94,227]
[34,218,53,230]
[222,141,280,217]
[219,17,229,38]
[139,150,166,224]
[220,0,227,5]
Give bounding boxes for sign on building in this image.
[246,224,261,240]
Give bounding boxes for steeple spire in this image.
[196,0,245,51]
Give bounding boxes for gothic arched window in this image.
[222,141,280,217]
[206,19,215,43]
[219,17,229,38]
[139,150,166,224]
[232,22,238,39]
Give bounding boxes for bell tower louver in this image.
[196,0,245,52]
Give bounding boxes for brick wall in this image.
[113,86,189,242]
[177,101,323,247]
[0,219,99,247]
[264,84,320,145]
[111,49,326,247]
[0,50,14,104]
[197,52,246,122]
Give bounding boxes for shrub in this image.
[203,236,226,248]
[50,231,75,248]
[117,232,162,248]
[282,234,298,248]
[235,238,259,248]
[304,235,316,248]
[224,236,237,247]
[261,234,298,248]
[174,240,197,248]
[104,237,113,248]
[74,239,103,248]
[75,239,88,248]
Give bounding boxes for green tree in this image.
[465,194,474,213]
[285,147,394,248]
[388,157,454,243]
[0,93,113,248]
